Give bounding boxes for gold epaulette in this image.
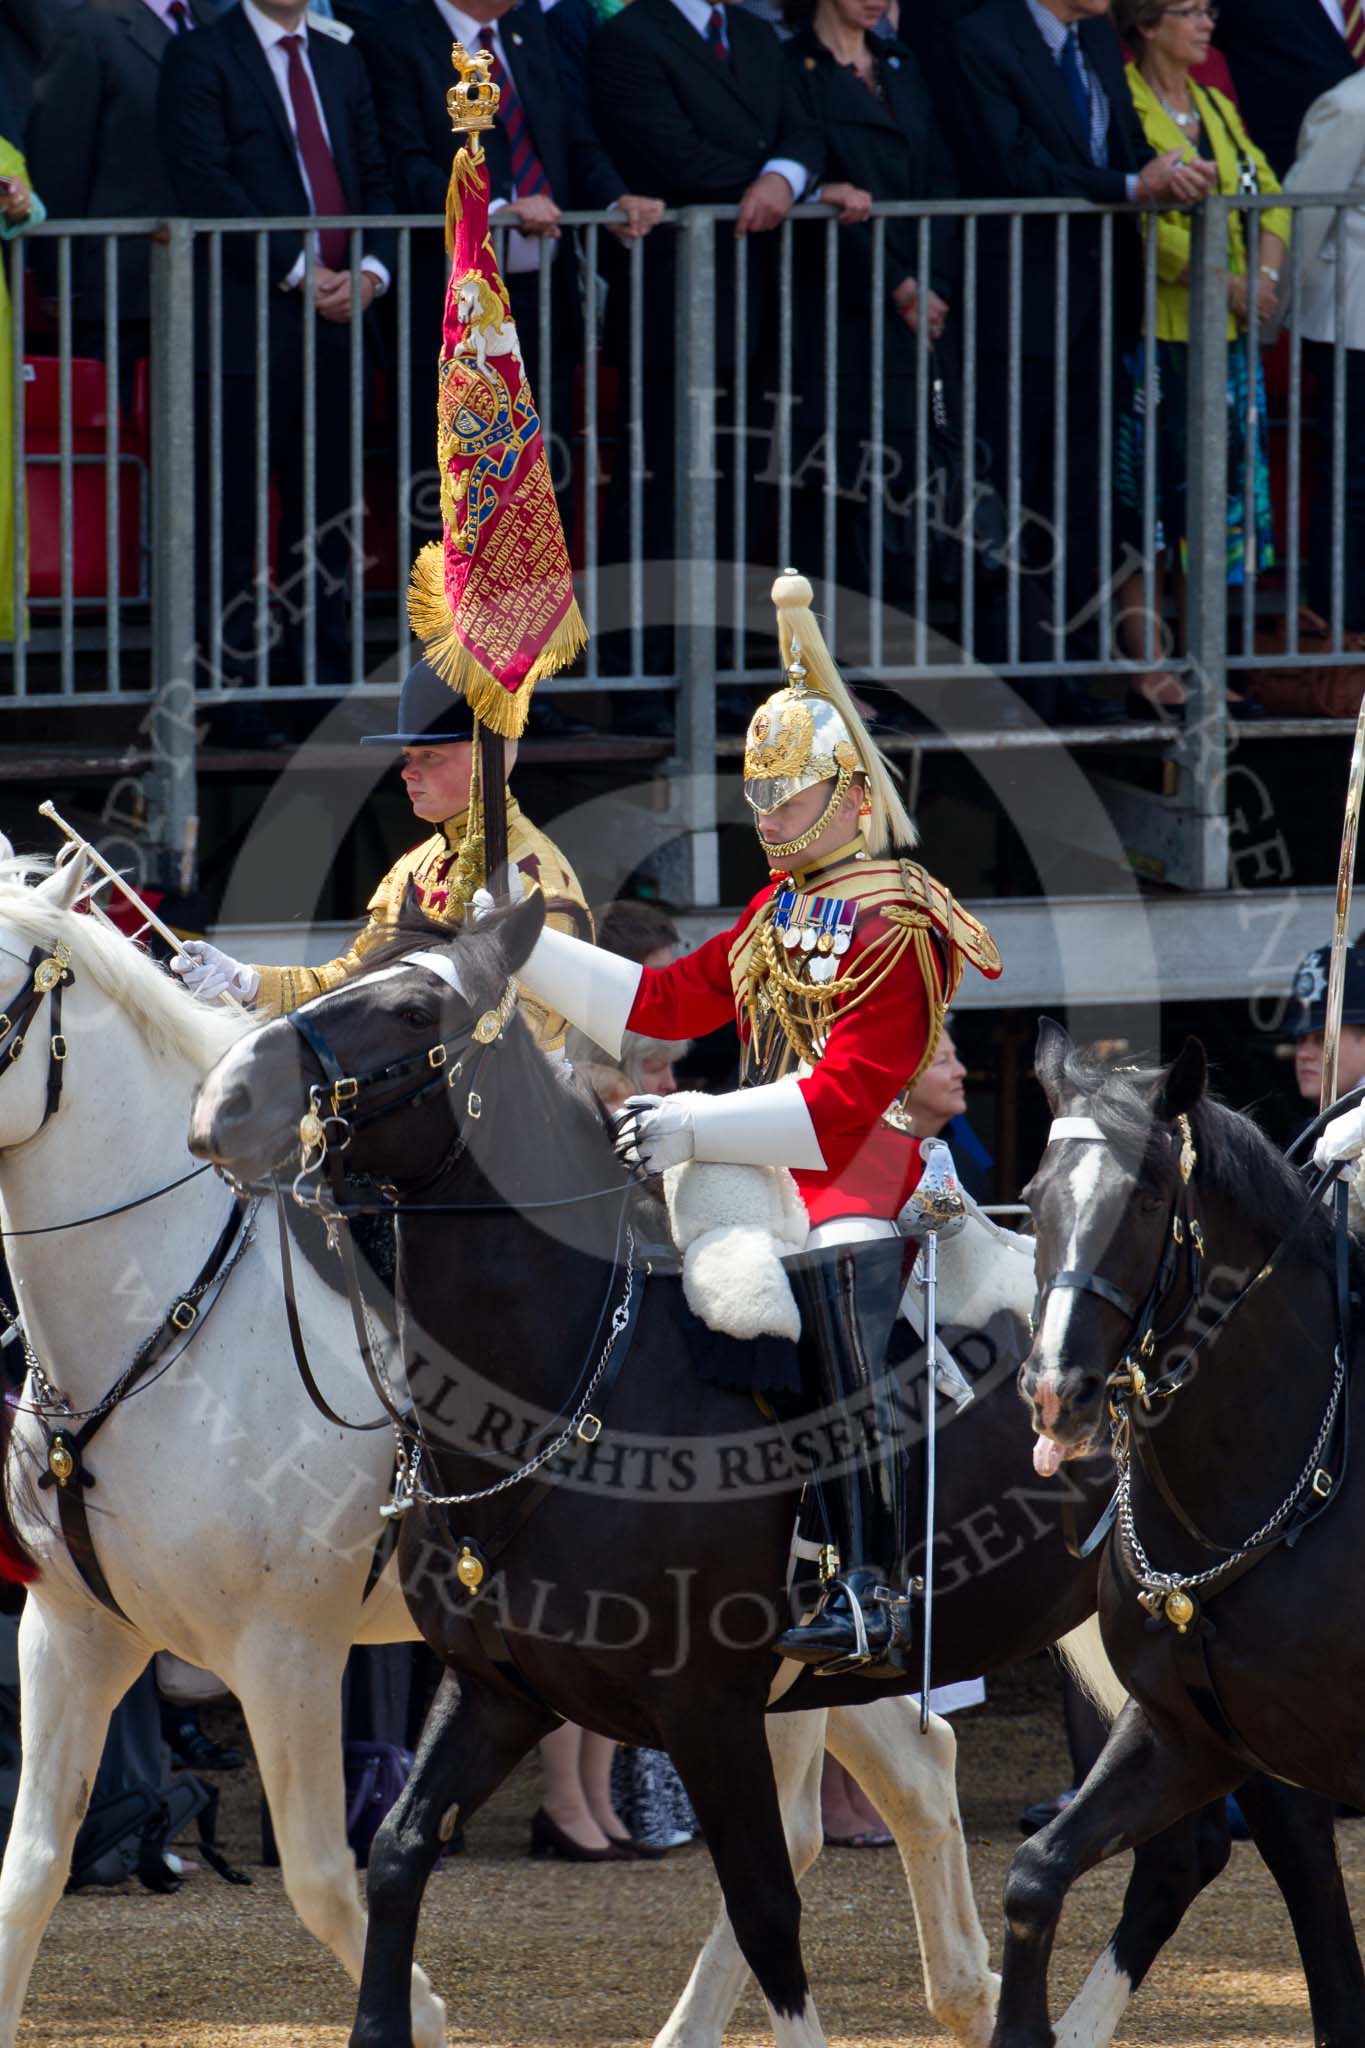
[895,861,1002,981]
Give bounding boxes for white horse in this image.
[0,852,1010,2048]
[0,853,448,2048]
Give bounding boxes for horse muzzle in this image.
[188,1037,297,1182]
[1020,1354,1105,1476]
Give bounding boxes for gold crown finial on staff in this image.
[447,40,500,150]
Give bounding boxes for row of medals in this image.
[778,912,852,985]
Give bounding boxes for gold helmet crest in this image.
[743,573,917,861]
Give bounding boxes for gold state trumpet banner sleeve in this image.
[407,44,586,740]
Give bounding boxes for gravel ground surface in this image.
[19,1660,1364,2046]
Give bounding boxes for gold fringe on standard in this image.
[770,571,918,856]
[407,542,588,739]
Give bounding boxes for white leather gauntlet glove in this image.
[171,941,260,1005]
[613,1094,696,1173]
[1313,1102,1365,1176]
[613,1078,826,1174]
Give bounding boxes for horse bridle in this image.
[285,975,519,1204]
[270,971,521,1437]
[1040,1106,1352,1603]
[1038,1112,1206,1414]
[0,941,75,1140]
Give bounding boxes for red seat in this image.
[22,358,145,605]
[23,357,119,450]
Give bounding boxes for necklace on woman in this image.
[1147,72,1199,129]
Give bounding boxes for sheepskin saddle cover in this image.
[661,1137,809,1342]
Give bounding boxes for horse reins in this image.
[273,976,523,1439]
[274,968,647,1673]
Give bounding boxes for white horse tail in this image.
[1055,1615,1128,1725]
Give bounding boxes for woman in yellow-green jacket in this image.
[0,139,45,647]
[1114,0,1289,715]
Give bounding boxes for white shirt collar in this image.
[139,0,188,27]
[669,0,722,39]
[242,0,308,54]
[431,0,492,49]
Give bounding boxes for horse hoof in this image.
[411,1989,449,2048]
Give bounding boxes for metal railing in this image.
[3,191,1363,900]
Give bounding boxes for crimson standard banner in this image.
[407,60,586,738]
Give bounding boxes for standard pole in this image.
[480,725,508,895]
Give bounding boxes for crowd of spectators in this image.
[2,0,1364,719]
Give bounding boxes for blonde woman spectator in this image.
[1113,0,1288,715]
[0,142,44,645]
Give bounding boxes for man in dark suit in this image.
[29,0,214,402]
[0,0,79,137]
[359,0,660,549]
[587,0,823,669]
[953,0,1213,710]
[1215,0,1358,179]
[158,0,395,684]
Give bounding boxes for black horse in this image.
[997,1018,1365,2048]
[189,903,1361,2048]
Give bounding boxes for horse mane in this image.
[0,857,251,1076]
[1060,1043,1336,1273]
[341,902,461,979]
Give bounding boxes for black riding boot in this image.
[774,1239,914,1674]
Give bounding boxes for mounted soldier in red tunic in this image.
[516,571,1002,1669]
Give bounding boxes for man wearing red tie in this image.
[158,2,395,686]
[359,0,659,550]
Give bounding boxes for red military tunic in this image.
[626,840,1001,1228]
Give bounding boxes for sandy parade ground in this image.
[17,1658,1363,2047]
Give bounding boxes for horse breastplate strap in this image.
[35,1198,253,1624]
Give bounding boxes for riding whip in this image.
[38,800,247,1015]
[900,1136,967,1731]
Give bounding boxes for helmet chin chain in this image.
[756,769,852,866]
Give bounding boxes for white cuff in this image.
[690,1076,826,1170]
[360,255,389,294]
[281,251,306,291]
[515,926,642,1059]
[761,157,809,205]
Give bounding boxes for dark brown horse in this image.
[1000,1019,1365,2048]
[190,908,1362,2048]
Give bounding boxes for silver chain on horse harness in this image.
[1115,1341,1347,1616]
[382,1225,637,1518]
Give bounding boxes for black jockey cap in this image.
[360,659,475,747]
[1288,943,1365,1038]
